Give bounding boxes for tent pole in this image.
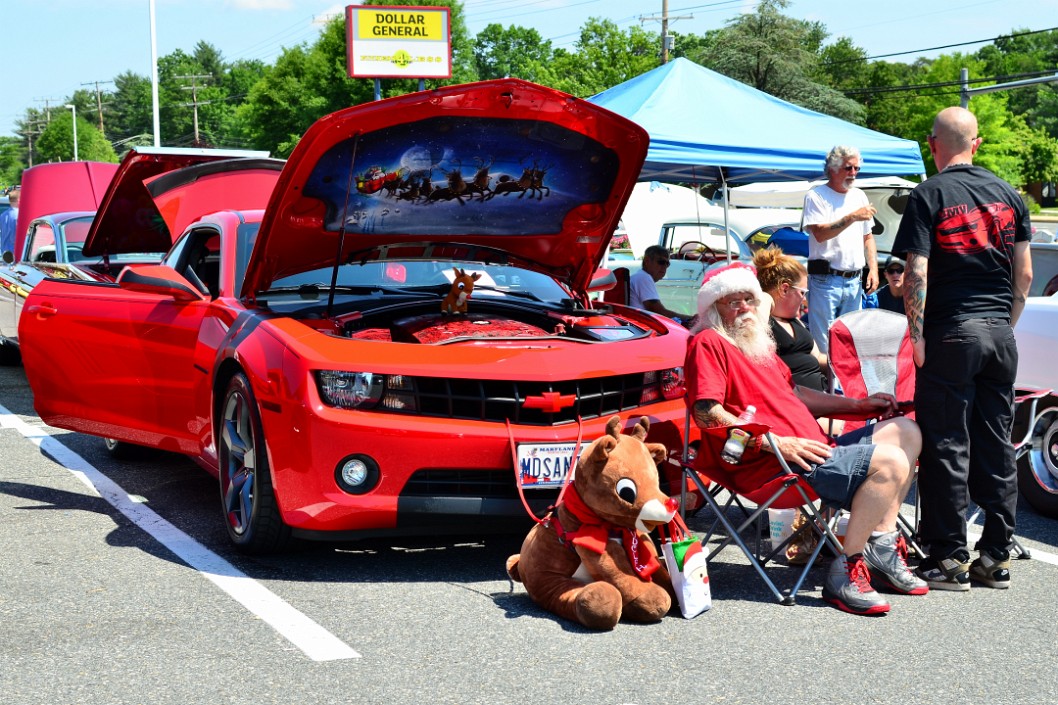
[721,170,732,263]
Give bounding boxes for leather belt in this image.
[807,259,862,278]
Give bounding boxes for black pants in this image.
[915,317,1018,558]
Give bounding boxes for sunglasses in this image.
[843,165,861,172]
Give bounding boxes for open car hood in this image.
[14,161,118,258]
[82,147,274,257]
[242,79,649,298]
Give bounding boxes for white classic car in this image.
[1013,292,1058,518]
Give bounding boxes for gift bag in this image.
[659,514,711,618]
[784,509,819,565]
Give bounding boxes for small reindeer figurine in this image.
[441,268,482,315]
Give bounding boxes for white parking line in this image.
[0,407,360,662]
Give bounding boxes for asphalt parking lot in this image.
[2,362,1057,705]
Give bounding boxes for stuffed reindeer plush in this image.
[506,416,678,630]
[441,267,482,315]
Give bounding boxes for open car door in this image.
[20,269,209,454]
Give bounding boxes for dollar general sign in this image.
[347,5,451,79]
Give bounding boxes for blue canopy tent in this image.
[588,58,925,184]
[588,58,925,259]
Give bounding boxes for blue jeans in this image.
[807,273,862,354]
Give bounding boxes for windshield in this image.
[265,260,572,304]
[661,223,751,257]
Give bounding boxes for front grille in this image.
[401,469,522,498]
[398,469,559,524]
[388,373,654,425]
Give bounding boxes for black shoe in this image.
[914,549,971,592]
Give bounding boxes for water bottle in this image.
[720,405,756,464]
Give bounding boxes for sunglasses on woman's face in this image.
[886,267,904,275]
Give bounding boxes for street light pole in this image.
[65,104,79,161]
[150,0,161,146]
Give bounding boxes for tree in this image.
[698,0,865,123]
[35,112,117,164]
[107,71,155,151]
[548,18,659,97]
[473,24,556,83]
[0,136,24,188]
[977,28,1058,140]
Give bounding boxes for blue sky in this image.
[4,0,1057,138]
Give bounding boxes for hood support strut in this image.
[326,133,362,319]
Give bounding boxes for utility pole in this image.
[34,98,62,124]
[177,74,212,144]
[81,80,113,135]
[20,125,42,168]
[641,0,692,64]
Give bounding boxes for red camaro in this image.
[19,79,695,553]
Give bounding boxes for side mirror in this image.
[2,250,12,265]
[587,267,617,293]
[117,264,205,302]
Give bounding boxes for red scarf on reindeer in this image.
[556,482,661,581]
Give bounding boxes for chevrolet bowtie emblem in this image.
[523,391,576,413]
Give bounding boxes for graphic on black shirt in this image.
[936,202,1016,255]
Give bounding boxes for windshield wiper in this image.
[472,286,548,303]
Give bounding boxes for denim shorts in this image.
[797,424,876,510]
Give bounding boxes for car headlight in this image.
[316,371,384,409]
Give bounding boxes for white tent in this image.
[727,176,920,208]
[617,181,722,256]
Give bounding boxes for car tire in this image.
[0,337,20,366]
[218,373,291,554]
[1016,400,1058,519]
[103,437,152,460]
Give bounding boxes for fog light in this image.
[341,458,368,486]
[334,454,379,495]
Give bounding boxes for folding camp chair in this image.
[601,267,630,305]
[828,308,1030,560]
[680,423,845,606]
[828,308,923,557]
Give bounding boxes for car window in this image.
[661,223,748,257]
[744,223,798,252]
[28,224,57,263]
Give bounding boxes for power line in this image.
[824,25,1058,65]
[844,68,1058,97]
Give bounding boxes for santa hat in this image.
[696,262,763,317]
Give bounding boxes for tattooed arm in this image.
[1011,240,1032,327]
[904,252,928,366]
[691,399,832,471]
[691,399,739,429]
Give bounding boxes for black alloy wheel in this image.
[218,373,290,553]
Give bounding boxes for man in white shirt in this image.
[628,245,697,327]
[802,146,878,353]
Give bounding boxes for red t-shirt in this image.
[685,329,827,486]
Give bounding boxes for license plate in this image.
[516,442,579,488]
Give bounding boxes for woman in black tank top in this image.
[753,247,829,391]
